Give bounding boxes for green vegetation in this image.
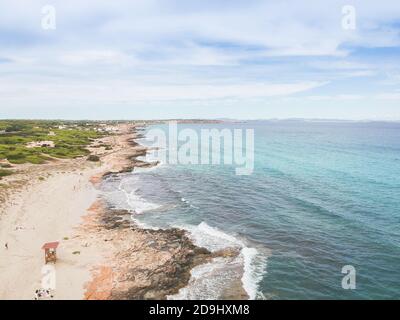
[0,169,13,179]
[0,120,106,165]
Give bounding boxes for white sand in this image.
[0,166,103,300]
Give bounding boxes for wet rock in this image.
[98,208,214,300]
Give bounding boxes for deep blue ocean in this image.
[102,120,400,299]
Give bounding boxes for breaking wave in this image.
[174,222,268,300]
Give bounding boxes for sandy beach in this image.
[0,165,100,299]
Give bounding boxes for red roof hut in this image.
[42,242,59,264]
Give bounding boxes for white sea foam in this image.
[168,256,243,300]
[178,221,267,299]
[240,247,267,300]
[183,221,244,251]
[118,180,160,214]
[129,215,160,230]
[134,163,162,174]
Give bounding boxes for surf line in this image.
[149,304,183,318]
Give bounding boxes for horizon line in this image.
[1,117,400,123]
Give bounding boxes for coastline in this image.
[0,123,248,300]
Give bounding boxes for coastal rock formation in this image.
[82,126,242,300]
[83,204,239,300]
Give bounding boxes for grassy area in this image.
[0,120,107,164]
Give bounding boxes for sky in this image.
[0,0,400,120]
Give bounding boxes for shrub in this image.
[87,155,100,162]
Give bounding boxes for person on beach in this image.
[5,242,8,250]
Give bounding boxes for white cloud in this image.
[306,94,364,101]
[59,50,135,66]
[0,79,325,105]
[374,93,400,100]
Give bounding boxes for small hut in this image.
[42,242,59,264]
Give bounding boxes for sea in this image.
[101,120,400,300]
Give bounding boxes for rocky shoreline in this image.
[83,125,247,300]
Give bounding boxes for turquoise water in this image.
[102,120,400,299]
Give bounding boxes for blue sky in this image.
[0,0,400,120]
